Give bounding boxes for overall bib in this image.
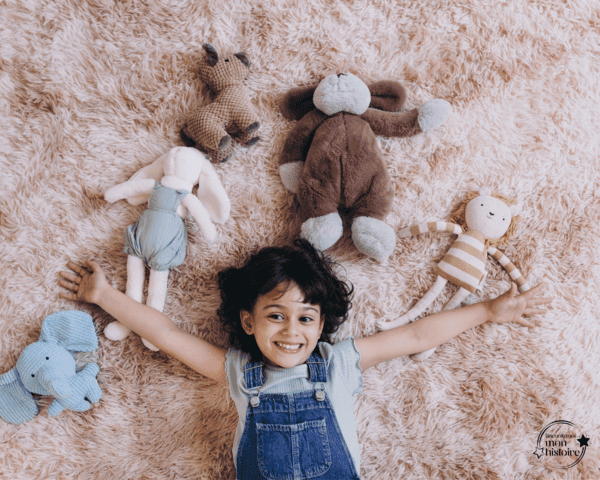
[236,350,361,480]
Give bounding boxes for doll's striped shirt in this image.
[403,222,528,294]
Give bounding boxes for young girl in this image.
[58,239,550,479]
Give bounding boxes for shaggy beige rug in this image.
[1,0,599,478]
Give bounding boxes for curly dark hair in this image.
[217,239,354,361]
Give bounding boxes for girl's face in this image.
[241,282,324,368]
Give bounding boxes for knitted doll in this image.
[279,73,451,263]
[103,147,231,350]
[377,188,529,361]
[182,43,260,164]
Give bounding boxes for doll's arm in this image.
[181,194,217,243]
[398,221,462,238]
[487,247,530,292]
[105,179,156,204]
[197,162,231,224]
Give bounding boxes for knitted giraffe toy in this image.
[377,188,530,361]
[181,43,260,164]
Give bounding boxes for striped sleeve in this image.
[487,247,530,292]
[398,221,462,238]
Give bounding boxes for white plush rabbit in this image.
[104,147,230,351]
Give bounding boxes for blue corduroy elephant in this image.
[0,310,102,424]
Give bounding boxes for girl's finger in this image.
[59,271,81,284]
[59,279,78,291]
[526,297,552,307]
[86,259,101,272]
[523,307,548,316]
[519,282,545,299]
[515,317,536,328]
[66,261,89,277]
[59,291,77,301]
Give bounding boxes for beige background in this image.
[1,0,599,478]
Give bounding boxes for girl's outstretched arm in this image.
[355,282,551,370]
[59,260,227,384]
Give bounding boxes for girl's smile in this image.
[240,282,324,368]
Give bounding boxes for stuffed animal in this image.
[377,188,530,361]
[181,43,260,164]
[0,310,101,425]
[104,146,231,351]
[279,73,451,263]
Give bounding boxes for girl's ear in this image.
[280,84,319,121]
[240,311,254,335]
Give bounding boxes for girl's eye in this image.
[300,316,315,323]
[269,314,284,321]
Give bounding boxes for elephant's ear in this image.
[367,81,407,112]
[39,311,98,352]
[280,84,319,121]
[0,368,38,424]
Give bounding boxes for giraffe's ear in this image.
[509,203,522,216]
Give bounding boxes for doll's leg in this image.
[378,276,448,330]
[140,268,170,351]
[410,286,471,362]
[104,255,145,341]
[443,287,471,311]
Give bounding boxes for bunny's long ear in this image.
[367,81,407,112]
[0,368,38,424]
[39,311,98,352]
[126,151,169,205]
[280,84,319,121]
[197,157,231,224]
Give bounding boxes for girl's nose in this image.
[282,318,299,335]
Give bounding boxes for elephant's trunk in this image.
[37,366,71,399]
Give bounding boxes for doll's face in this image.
[240,282,324,368]
[313,73,371,116]
[465,195,512,239]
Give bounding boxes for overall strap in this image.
[243,361,265,389]
[306,348,327,383]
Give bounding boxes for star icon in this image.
[533,447,545,459]
[577,435,590,447]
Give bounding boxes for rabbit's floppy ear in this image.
[39,310,98,352]
[0,368,38,424]
[280,84,319,121]
[367,81,407,112]
[197,155,230,224]
[126,152,169,205]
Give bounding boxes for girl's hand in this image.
[59,260,109,305]
[486,282,552,327]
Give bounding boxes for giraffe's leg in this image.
[377,276,448,330]
[410,286,471,361]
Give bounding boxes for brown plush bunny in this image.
[279,73,451,262]
[182,44,260,164]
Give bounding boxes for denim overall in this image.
[236,350,361,480]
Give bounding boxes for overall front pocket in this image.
[256,418,332,480]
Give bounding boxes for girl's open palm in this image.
[59,260,109,305]
[487,282,551,327]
